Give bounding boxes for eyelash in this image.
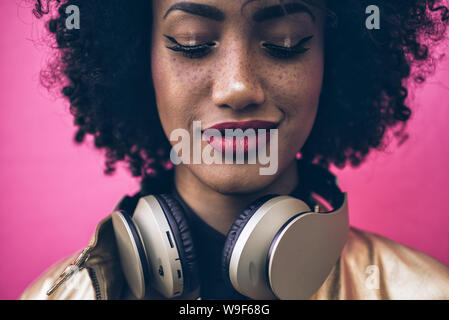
[164,34,216,59]
[164,34,314,60]
[261,35,314,59]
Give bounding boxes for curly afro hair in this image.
[33,0,449,189]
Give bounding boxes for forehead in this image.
[153,0,326,22]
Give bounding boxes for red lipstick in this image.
[204,120,277,132]
[202,120,278,154]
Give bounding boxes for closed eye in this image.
[261,35,314,60]
[163,34,314,60]
[164,34,217,59]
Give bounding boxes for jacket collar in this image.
[83,214,126,300]
[47,211,127,300]
[51,167,183,299]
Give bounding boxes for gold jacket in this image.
[20,213,449,300]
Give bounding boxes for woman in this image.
[21,0,449,300]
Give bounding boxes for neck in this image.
[174,161,299,235]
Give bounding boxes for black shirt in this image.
[171,186,248,299]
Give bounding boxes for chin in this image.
[194,163,281,195]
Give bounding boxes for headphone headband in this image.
[288,160,344,212]
[115,159,344,214]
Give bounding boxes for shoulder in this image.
[19,251,96,300]
[332,227,449,299]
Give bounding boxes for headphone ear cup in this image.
[267,193,349,299]
[112,210,150,300]
[155,194,200,294]
[221,194,278,293]
[222,195,312,299]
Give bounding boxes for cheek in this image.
[151,47,207,135]
[271,58,324,116]
[269,56,324,150]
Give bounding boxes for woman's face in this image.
[151,0,325,194]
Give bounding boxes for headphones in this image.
[111,160,349,300]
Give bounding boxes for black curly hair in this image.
[33,0,449,189]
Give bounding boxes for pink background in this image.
[1,2,448,300]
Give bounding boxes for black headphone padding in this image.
[154,194,200,293]
[221,194,279,291]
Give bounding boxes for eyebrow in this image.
[163,1,315,23]
[163,2,226,21]
[252,3,316,22]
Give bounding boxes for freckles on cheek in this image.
[167,56,203,81]
[152,54,212,127]
[154,57,195,98]
[270,70,303,106]
[272,62,323,113]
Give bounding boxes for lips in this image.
[203,120,278,133]
[202,120,278,154]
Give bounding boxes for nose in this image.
[212,42,265,111]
